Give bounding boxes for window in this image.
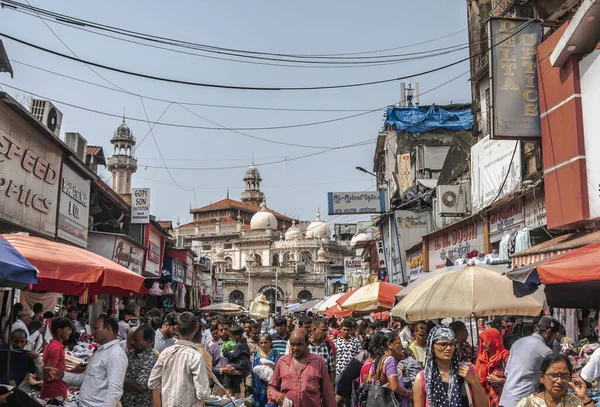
[299,251,313,265]
[225,257,233,270]
[298,290,312,302]
[229,290,245,306]
[272,253,280,266]
[176,235,184,248]
[254,254,262,266]
[224,243,233,249]
[202,245,211,251]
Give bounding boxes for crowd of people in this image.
[0,303,599,407]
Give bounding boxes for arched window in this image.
[282,252,290,266]
[225,257,233,270]
[229,290,245,306]
[272,253,280,266]
[298,290,312,302]
[299,251,313,265]
[254,254,262,266]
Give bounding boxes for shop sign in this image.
[131,188,150,224]
[173,260,185,283]
[0,128,61,237]
[112,236,144,275]
[428,219,484,270]
[327,191,386,215]
[524,191,547,228]
[398,153,412,194]
[395,210,431,251]
[489,199,524,235]
[488,18,542,139]
[185,268,193,286]
[57,164,90,247]
[407,250,424,282]
[148,241,160,263]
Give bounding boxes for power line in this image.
[1,0,473,59]
[0,19,533,91]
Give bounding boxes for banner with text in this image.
[132,188,150,224]
[327,191,385,215]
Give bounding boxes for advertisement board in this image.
[471,136,521,212]
[406,249,424,282]
[327,191,385,215]
[488,199,525,242]
[395,210,431,251]
[131,188,150,224]
[427,218,484,270]
[145,226,163,277]
[489,18,542,139]
[112,236,145,275]
[57,164,90,247]
[0,126,61,237]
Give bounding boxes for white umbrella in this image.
[391,264,546,321]
[316,293,345,313]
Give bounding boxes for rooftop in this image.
[190,198,292,221]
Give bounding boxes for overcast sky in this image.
[0,0,471,228]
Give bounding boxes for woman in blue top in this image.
[251,334,280,407]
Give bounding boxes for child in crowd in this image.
[222,324,251,399]
[398,347,421,391]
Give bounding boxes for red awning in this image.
[3,234,145,296]
[537,240,600,285]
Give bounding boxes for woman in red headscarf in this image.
[475,328,510,407]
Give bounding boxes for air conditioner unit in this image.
[64,132,88,162]
[436,184,469,216]
[29,99,63,138]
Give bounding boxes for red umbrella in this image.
[4,234,145,296]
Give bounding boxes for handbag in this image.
[366,357,401,407]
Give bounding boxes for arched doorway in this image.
[258,285,285,314]
[272,253,280,266]
[229,290,245,306]
[297,290,312,302]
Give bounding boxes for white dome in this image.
[250,201,278,230]
[317,247,327,261]
[285,219,302,241]
[350,233,370,247]
[306,208,330,239]
[215,248,225,260]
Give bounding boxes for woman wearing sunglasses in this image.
[517,354,592,407]
[414,325,487,407]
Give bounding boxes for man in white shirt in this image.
[4,310,32,343]
[149,312,211,406]
[47,314,128,407]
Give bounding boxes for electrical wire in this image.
[0,19,533,91]
[0,0,476,59]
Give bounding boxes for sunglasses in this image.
[434,341,456,349]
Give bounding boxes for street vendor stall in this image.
[391,264,546,321]
[337,281,402,314]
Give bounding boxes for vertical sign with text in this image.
[132,188,150,224]
[489,18,541,139]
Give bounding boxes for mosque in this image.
[174,164,351,311]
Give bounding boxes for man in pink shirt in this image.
[268,328,335,407]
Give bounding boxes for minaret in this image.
[107,116,137,196]
[241,161,265,206]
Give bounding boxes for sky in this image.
[0,0,471,229]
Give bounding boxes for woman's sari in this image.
[251,348,280,407]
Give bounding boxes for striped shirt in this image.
[270,332,290,356]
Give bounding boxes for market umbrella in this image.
[293,299,322,313]
[286,303,301,311]
[391,264,546,321]
[3,234,144,296]
[337,282,402,313]
[395,265,465,302]
[199,302,246,313]
[507,241,600,308]
[0,235,38,289]
[324,304,353,318]
[316,293,345,313]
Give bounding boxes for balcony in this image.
[107,155,137,168]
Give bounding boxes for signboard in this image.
[131,188,150,224]
[489,18,542,139]
[489,199,525,237]
[327,191,386,215]
[427,218,484,270]
[582,50,600,220]
[524,190,547,228]
[471,136,521,212]
[398,153,412,194]
[57,164,90,247]
[406,249,424,282]
[344,257,362,274]
[145,226,163,277]
[173,259,185,283]
[112,236,144,275]
[0,127,61,237]
[395,210,431,250]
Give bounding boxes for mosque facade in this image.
[174,164,350,311]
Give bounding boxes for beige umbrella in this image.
[316,293,345,313]
[391,264,546,321]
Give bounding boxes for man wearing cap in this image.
[499,316,561,407]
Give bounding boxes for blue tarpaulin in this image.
[386,105,473,133]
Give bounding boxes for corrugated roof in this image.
[190,198,291,221]
[86,146,103,156]
[512,230,600,257]
[158,221,173,231]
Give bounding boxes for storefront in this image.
[0,95,62,238]
[423,216,484,271]
[88,232,146,275]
